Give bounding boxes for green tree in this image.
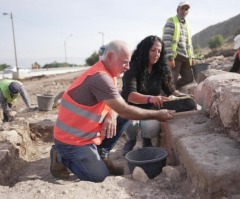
[0,63,11,71]
[42,61,81,68]
[42,61,65,68]
[85,51,99,66]
[208,35,224,49]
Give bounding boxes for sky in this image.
[0,0,239,68]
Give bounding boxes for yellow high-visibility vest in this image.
[0,80,22,103]
[169,16,193,65]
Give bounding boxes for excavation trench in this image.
[0,116,175,187]
[0,119,54,186]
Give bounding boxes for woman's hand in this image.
[149,95,170,109]
[102,110,117,138]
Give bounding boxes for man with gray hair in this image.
[50,40,175,182]
[163,1,195,89]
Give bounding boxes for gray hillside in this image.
[192,13,240,49]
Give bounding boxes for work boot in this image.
[142,138,152,147]
[122,139,136,156]
[102,157,124,176]
[50,147,70,179]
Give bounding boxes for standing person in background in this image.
[50,40,176,182]
[229,34,240,73]
[162,1,195,89]
[0,79,31,122]
[98,45,106,60]
[120,35,185,156]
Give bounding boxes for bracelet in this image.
[147,96,152,104]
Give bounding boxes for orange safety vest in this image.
[54,61,117,146]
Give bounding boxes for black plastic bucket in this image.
[125,147,168,179]
[192,63,211,83]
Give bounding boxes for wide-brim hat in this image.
[234,34,240,50]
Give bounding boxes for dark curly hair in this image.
[131,35,168,77]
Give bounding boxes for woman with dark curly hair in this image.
[121,35,185,155]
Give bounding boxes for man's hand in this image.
[168,59,175,68]
[192,59,197,66]
[156,109,175,122]
[102,111,117,138]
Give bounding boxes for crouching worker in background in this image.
[0,79,31,122]
[50,40,175,182]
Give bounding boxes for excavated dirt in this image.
[0,71,200,199]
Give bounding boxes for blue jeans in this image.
[98,117,131,157]
[56,144,109,182]
[53,116,130,182]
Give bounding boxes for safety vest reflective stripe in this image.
[61,99,105,123]
[56,120,101,139]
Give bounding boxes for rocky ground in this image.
[0,56,235,199]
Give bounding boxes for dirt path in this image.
[0,72,200,199]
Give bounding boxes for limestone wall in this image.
[194,73,240,140]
